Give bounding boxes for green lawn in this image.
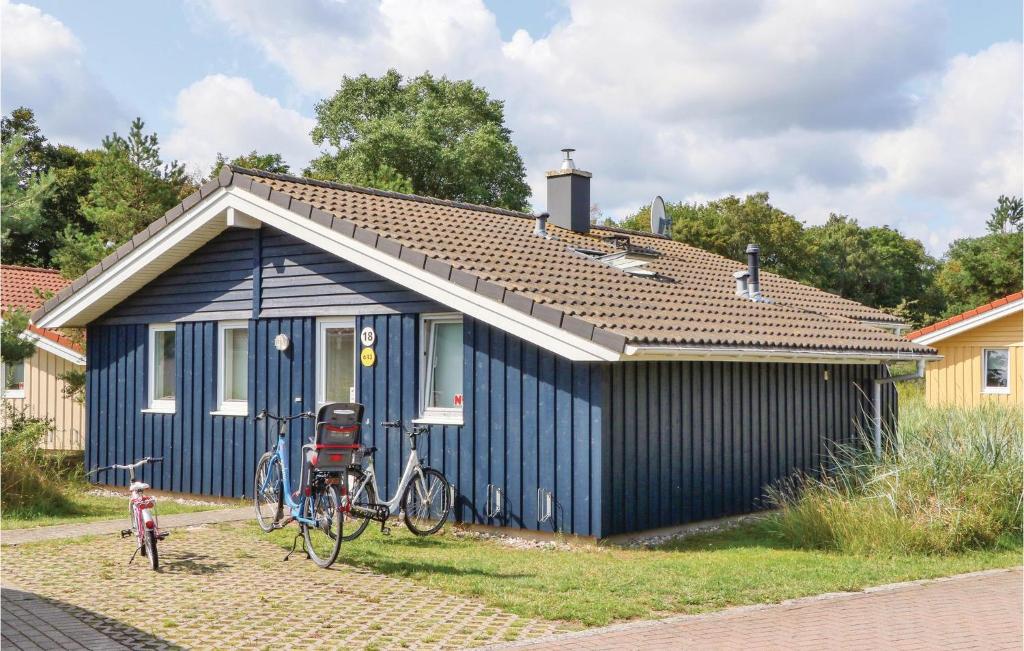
[1,488,231,530]
[261,521,1021,626]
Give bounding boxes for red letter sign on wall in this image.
[453,394,463,407]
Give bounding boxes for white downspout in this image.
[872,359,925,459]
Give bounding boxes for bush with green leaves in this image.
[766,398,1022,554]
[0,403,72,514]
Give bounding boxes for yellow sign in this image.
[360,347,376,367]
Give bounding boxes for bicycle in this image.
[253,408,344,568]
[341,419,453,540]
[86,457,167,570]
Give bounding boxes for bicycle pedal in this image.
[380,525,391,536]
[120,529,133,538]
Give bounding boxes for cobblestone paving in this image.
[1,522,576,650]
[488,568,1024,651]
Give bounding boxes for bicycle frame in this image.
[351,444,429,516]
[258,413,339,529]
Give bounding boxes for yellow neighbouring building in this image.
[908,291,1023,407]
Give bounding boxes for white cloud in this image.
[191,0,1020,253]
[0,0,126,147]
[163,75,319,175]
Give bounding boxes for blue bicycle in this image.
[253,408,343,568]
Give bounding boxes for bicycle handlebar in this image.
[87,456,163,476]
[380,420,430,435]
[256,409,315,422]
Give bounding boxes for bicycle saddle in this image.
[362,446,377,456]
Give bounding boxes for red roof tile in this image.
[2,265,83,354]
[906,291,1024,341]
[1,265,70,312]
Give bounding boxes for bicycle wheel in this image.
[254,452,284,532]
[341,468,376,542]
[303,483,342,568]
[145,529,159,570]
[401,467,451,536]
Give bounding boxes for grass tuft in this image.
[765,397,1023,555]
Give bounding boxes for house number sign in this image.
[360,347,376,367]
[360,327,376,347]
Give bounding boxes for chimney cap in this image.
[560,148,577,171]
[746,243,760,254]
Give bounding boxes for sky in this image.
[2,1,1021,255]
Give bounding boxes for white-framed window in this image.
[147,324,176,412]
[215,321,250,414]
[418,314,463,425]
[316,318,356,406]
[2,359,26,399]
[982,348,1010,394]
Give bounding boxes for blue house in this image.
[32,156,935,538]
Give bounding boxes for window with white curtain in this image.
[2,359,25,398]
[419,314,463,424]
[217,321,249,414]
[317,319,356,405]
[148,324,176,411]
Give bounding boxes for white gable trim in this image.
[34,190,233,329]
[910,299,1023,346]
[34,187,620,362]
[224,188,620,362]
[19,330,86,365]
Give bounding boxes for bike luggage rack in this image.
[536,488,553,523]
[486,483,504,518]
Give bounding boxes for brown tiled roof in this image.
[1,265,69,312]
[2,265,84,354]
[33,167,935,357]
[907,291,1023,341]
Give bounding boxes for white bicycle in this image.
[341,420,452,539]
[87,457,167,570]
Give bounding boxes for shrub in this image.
[0,403,72,514]
[766,397,1023,554]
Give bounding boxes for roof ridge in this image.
[228,165,538,221]
[906,290,1023,340]
[590,224,670,240]
[1,264,62,274]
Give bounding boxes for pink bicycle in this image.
[88,456,167,570]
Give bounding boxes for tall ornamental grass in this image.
[766,396,1022,554]
[0,403,74,516]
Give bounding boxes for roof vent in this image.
[534,212,550,238]
[746,243,761,300]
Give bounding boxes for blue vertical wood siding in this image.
[602,360,896,536]
[86,309,896,539]
[353,315,606,537]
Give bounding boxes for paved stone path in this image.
[0,507,253,546]
[2,589,170,650]
[488,567,1024,650]
[1,521,574,649]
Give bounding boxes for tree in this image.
[308,69,530,210]
[1,134,55,263]
[0,309,36,370]
[932,195,1023,317]
[211,150,290,178]
[1,106,49,183]
[804,215,942,325]
[54,118,192,277]
[985,195,1023,234]
[1,107,100,267]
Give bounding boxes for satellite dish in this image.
[651,196,668,235]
